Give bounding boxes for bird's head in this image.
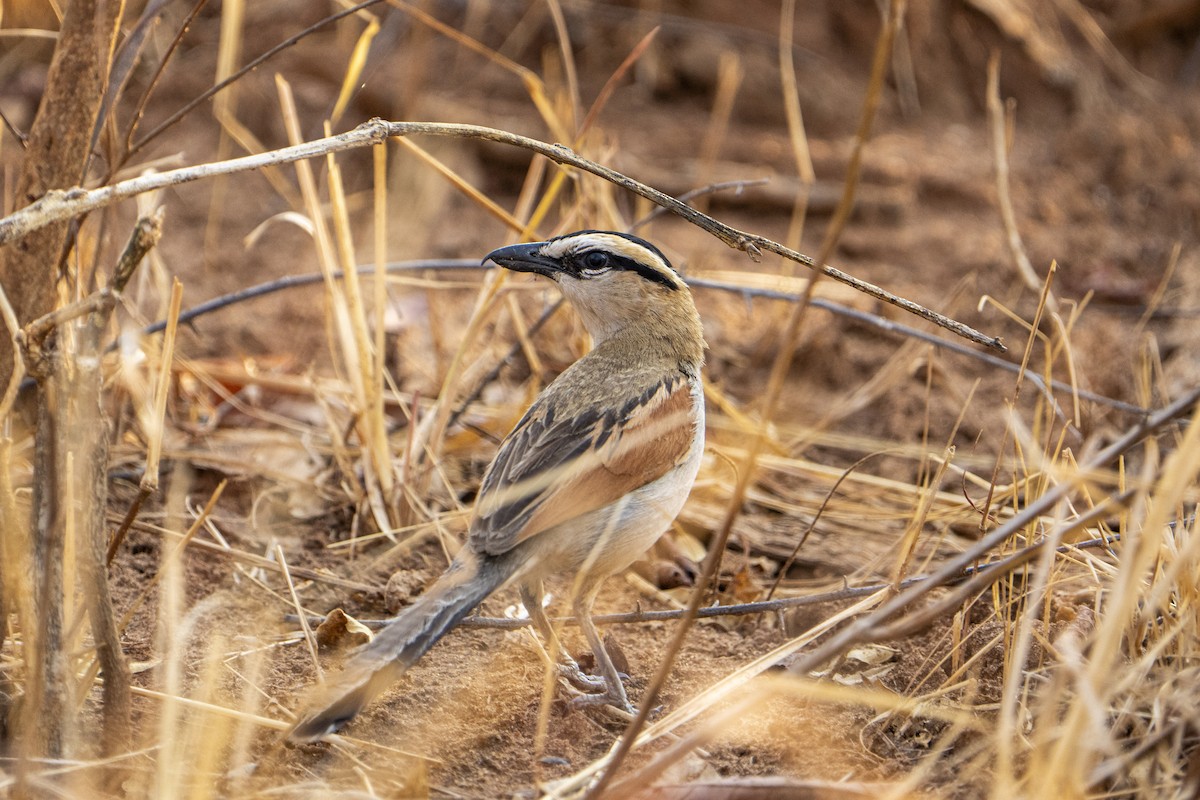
[484,230,703,362]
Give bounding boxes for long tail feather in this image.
[288,554,511,742]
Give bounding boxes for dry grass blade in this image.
[326,123,394,525]
[388,0,569,142]
[977,262,1058,539]
[395,137,525,232]
[0,281,25,420]
[544,0,580,133]
[331,13,380,125]
[987,51,1053,309]
[275,544,321,682]
[142,278,181,494]
[778,0,817,274]
[693,52,743,211]
[1052,0,1157,96]
[132,685,290,732]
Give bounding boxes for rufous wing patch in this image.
[514,379,695,543]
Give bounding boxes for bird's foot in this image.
[553,662,635,714]
[568,687,634,715]
[556,660,607,691]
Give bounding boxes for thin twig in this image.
[446,298,564,432]
[0,283,27,422]
[20,293,116,351]
[114,481,229,636]
[0,107,28,147]
[100,214,167,566]
[28,264,1129,416]
[126,0,387,158]
[290,531,1126,632]
[120,0,209,164]
[764,451,890,601]
[0,261,1122,416]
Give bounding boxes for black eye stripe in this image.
[569,251,679,290]
[541,231,683,290]
[608,254,680,290]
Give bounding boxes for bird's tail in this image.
[287,553,512,742]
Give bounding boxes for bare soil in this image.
[3,0,1199,797]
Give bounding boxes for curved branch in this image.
[0,119,1006,352]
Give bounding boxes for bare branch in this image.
[0,119,1006,353]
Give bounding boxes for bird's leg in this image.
[569,592,633,713]
[519,582,605,691]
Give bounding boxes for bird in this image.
[288,230,706,743]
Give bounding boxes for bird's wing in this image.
[469,373,697,556]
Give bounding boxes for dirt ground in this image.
[3,0,1199,797]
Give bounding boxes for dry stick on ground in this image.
[604,387,1200,795]
[0,119,1004,353]
[763,451,892,602]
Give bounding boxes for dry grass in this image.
[1,2,1198,798]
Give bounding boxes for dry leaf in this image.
[314,608,373,651]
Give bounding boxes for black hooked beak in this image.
[482,241,562,279]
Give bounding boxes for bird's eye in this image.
[582,251,609,271]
